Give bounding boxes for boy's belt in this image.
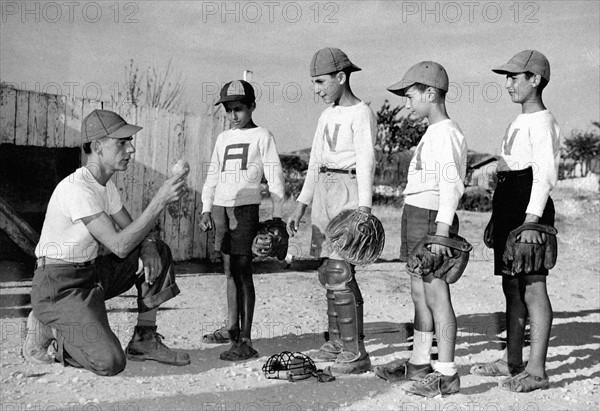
[319,167,356,175]
[36,256,95,269]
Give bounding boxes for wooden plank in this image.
[64,96,83,147]
[0,86,17,145]
[126,106,150,220]
[192,109,219,259]
[163,112,186,260]
[179,113,201,260]
[0,195,39,257]
[46,94,66,148]
[82,98,103,121]
[15,90,29,146]
[151,109,171,240]
[27,91,48,146]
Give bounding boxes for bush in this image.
[458,187,493,212]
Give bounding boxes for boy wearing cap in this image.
[199,80,285,361]
[24,110,190,376]
[375,61,467,397]
[287,47,377,375]
[470,50,560,393]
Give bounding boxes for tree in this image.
[375,100,427,180]
[376,100,427,157]
[562,121,600,176]
[124,59,186,112]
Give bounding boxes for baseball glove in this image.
[502,223,558,275]
[326,209,385,266]
[252,218,289,261]
[406,234,473,284]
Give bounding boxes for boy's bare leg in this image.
[503,275,528,371]
[522,275,552,378]
[410,275,435,364]
[223,254,238,336]
[423,277,456,363]
[231,255,255,341]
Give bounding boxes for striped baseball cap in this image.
[81,110,142,143]
[215,80,256,106]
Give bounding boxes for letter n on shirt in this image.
[324,124,341,152]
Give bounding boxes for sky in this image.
[1,0,599,155]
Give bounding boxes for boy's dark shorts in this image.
[213,204,260,257]
[400,204,459,272]
[492,167,555,276]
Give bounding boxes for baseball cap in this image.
[387,61,449,97]
[492,50,550,81]
[81,109,142,143]
[215,80,256,106]
[310,47,362,77]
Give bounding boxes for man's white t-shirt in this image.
[35,167,123,262]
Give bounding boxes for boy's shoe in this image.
[220,338,259,362]
[202,326,232,344]
[374,361,433,382]
[314,340,343,361]
[470,359,525,377]
[328,353,371,375]
[404,371,460,398]
[126,326,190,366]
[22,311,55,365]
[499,371,550,393]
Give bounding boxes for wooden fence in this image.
[0,84,227,261]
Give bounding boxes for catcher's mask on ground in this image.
[262,351,334,382]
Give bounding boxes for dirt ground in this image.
[1,176,599,411]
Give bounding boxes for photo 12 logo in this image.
[400,1,540,24]
[200,1,340,24]
[1,1,140,24]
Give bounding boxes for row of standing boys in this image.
[25,46,560,398]
[199,47,560,396]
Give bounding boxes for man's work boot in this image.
[126,326,190,366]
[22,311,55,365]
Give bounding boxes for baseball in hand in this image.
[171,159,190,178]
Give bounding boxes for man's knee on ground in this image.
[89,345,126,376]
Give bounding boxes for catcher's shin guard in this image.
[316,290,342,361]
[329,283,371,374]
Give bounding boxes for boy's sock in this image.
[410,330,434,365]
[434,361,457,376]
[137,308,157,327]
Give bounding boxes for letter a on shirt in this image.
[222,143,250,171]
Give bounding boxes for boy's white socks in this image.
[410,330,434,365]
[434,361,458,376]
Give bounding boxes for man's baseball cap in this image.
[492,50,550,81]
[215,80,255,106]
[387,61,449,97]
[81,109,142,143]
[310,47,362,77]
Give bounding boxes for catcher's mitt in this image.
[326,209,385,266]
[406,234,473,284]
[262,351,334,382]
[252,218,289,260]
[502,223,558,275]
